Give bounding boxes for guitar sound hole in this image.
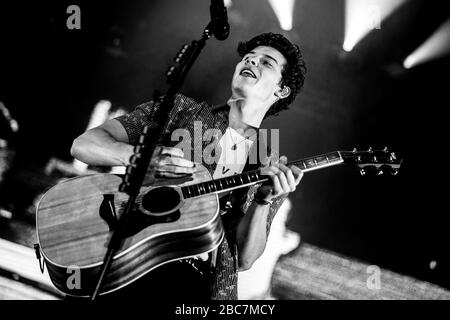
[141,187,181,214]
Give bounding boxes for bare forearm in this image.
[71,128,134,166]
[236,202,270,271]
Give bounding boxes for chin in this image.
[231,84,249,99]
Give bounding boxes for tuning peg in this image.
[377,169,383,175]
[390,168,399,176]
[360,168,366,176]
[368,147,373,153]
[383,146,389,153]
[352,148,357,153]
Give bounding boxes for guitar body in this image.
[36,164,224,297]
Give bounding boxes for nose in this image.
[245,56,258,67]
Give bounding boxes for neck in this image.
[180,151,344,199]
[227,96,268,133]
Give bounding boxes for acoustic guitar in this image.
[36,148,402,297]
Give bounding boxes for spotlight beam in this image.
[268,0,295,31]
[343,0,406,52]
[404,18,450,69]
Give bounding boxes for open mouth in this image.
[240,68,257,79]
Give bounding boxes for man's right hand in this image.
[150,146,196,178]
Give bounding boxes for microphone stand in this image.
[90,20,226,300]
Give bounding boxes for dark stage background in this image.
[1,0,449,290]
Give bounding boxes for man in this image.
[71,32,306,300]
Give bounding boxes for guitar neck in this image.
[180,151,344,199]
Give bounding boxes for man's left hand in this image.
[258,156,303,202]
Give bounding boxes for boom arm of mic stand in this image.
[90,25,216,300]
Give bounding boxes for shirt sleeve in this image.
[115,100,163,146]
[238,183,289,238]
[115,94,190,145]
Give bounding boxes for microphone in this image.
[209,0,230,40]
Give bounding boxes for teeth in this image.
[241,69,256,78]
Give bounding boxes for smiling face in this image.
[231,46,290,111]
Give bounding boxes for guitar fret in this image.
[315,156,328,165]
[326,152,341,161]
[195,185,200,196]
[305,159,316,168]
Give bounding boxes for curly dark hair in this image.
[237,32,306,117]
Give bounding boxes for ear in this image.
[275,86,291,99]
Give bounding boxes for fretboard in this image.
[181,151,343,199]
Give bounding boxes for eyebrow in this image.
[248,51,279,65]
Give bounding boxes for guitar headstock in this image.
[340,147,403,176]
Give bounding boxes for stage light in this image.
[268,0,295,31]
[403,18,450,69]
[343,0,405,52]
[224,0,233,8]
[429,260,437,270]
[0,208,12,219]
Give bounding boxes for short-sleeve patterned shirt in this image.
[115,93,287,300]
